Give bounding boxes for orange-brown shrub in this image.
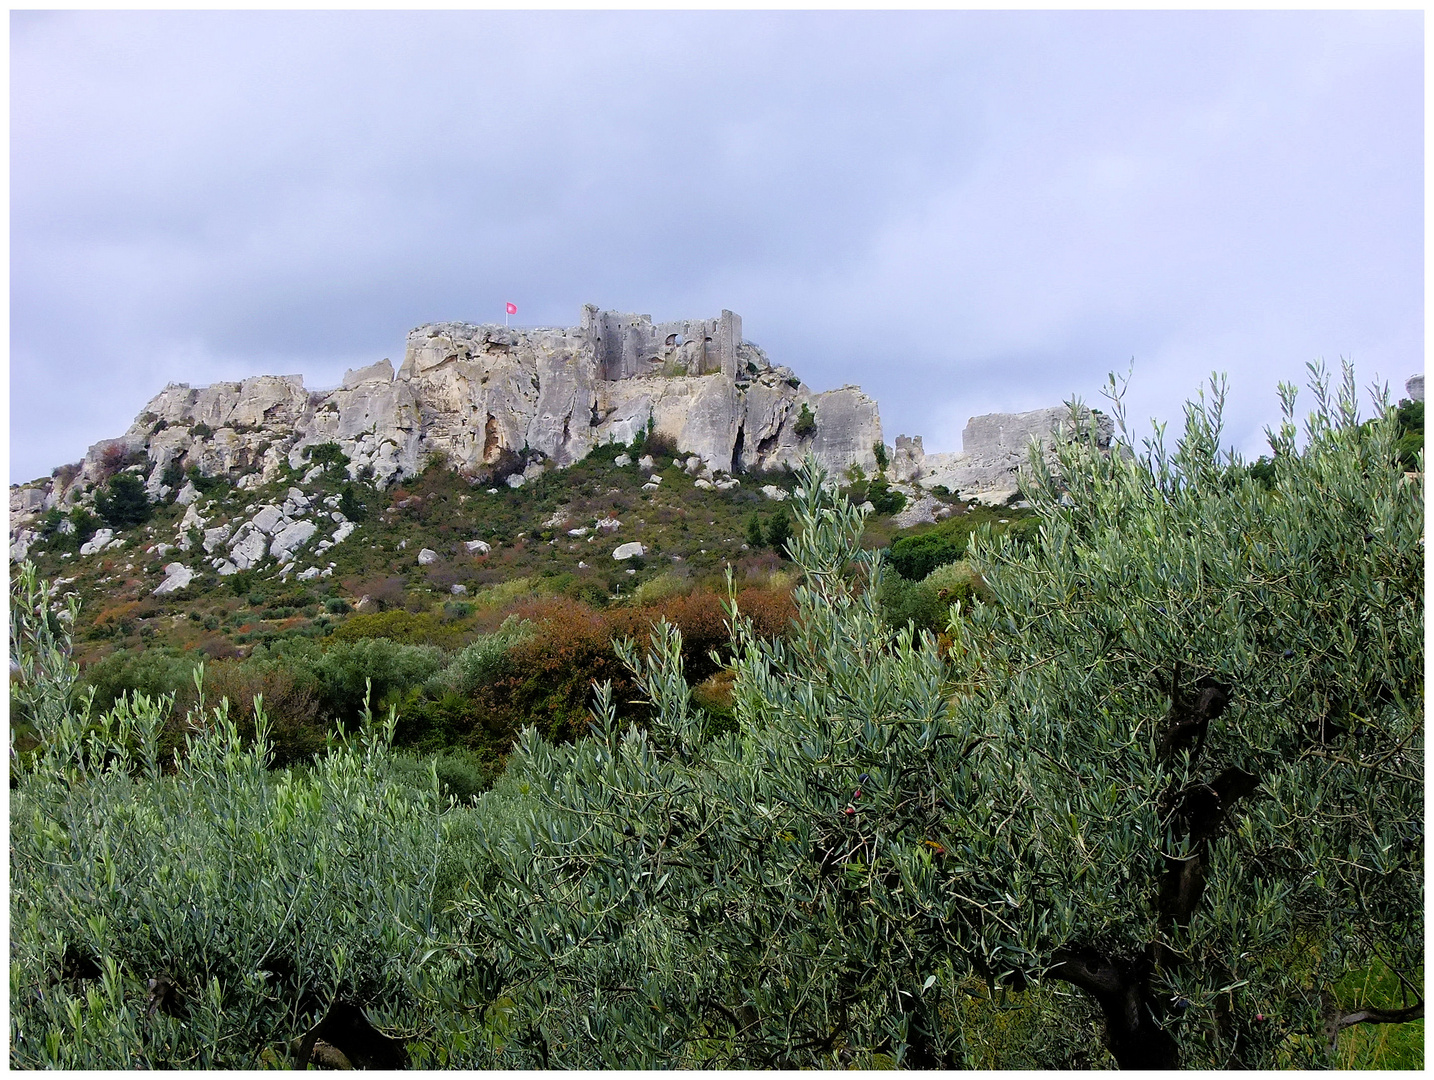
[476,584,796,744]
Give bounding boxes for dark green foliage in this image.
[185,465,229,496]
[1392,397,1423,471]
[873,441,889,471]
[340,482,368,522]
[865,474,906,516]
[745,512,765,548]
[79,648,197,715]
[160,458,185,488]
[794,401,816,438]
[94,472,152,530]
[764,507,792,554]
[878,567,974,635]
[888,522,967,579]
[305,440,350,474]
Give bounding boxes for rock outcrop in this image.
[890,404,1116,505]
[27,306,882,519]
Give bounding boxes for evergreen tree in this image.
[94,472,152,530]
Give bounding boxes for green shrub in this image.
[94,472,152,530]
[78,648,197,715]
[314,638,446,724]
[794,402,817,438]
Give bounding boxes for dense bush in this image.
[450,371,1422,1068]
[94,472,152,530]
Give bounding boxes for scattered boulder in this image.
[638,455,655,471]
[152,562,194,596]
[450,584,467,595]
[506,473,525,489]
[230,529,269,570]
[693,479,714,490]
[297,567,321,581]
[331,521,357,545]
[595,518,621,533]
[614,453,632,468]
[464,538,491,555]
[270,520,318,561]
[612,542,646,561]
[79,529,114,557]
[760,485,789,501]
[890,495,943,529]
[417,548,439,566]
[251,505,285,535]
[174,481,200,506]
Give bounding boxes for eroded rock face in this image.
[35,306,883,514]
[896,405,1117,500]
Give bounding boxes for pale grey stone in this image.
[613,453,632,468]
[693,479,714,490]
[612,542,646,561]
[594,518,621,533]
[202,525,232,554]
[297,567,321,581]
[215,560,238,576]
[760,485,789,501]
[890,495,943,529]
[1407,374,1424,402]
[230,529,268,570]
[568,527,589,537]
[79,529,114,556]
[174,481,200,506]
[331,521,357,545]
[465,538,491,554]
[152,563,194,596]
[450,584,467,595]
[303,466,325,484]
[417,547,439,565]
[506,473,525,489]
[638,455,655,471]
[251,505,285,535]
[270,520,318,561]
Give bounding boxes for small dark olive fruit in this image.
[1282,649,1294,659]
[859,773,870,784]
[621,824,634,836]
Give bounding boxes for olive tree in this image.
[454,364,1420,1069]
[949,364,1423,1066]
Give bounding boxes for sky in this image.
[9,9,1423,485]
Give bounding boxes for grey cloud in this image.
[11,10,1421,483]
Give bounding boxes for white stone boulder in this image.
[760,485,789,501]
[595,518,621,533]
[693,479,714,490]
[890,495,943,529]
[450,584,467,595]
[612,542,646,561]
[215,559,238,576]
[567,527,589,537]
[684,456,702,475]
[270,520,318,561]
[613,453,632,468]
[417,547,439,565]
[230,529,268,570]
[331,521,357,545]
[251,505,286,535]
[174,481,200,506]
[202,525,232,553]
[506,473,525,489]
[638,455,655,471]
[79,529,114,556]
[464,538,491,555]
[297,567,322,581]
[152,562,194,596]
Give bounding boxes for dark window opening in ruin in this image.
[731,424,745,475]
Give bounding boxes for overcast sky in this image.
[10,9,1423,485]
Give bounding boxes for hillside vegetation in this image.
[9,366,1422,1068]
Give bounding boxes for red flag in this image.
[505,302,517,315]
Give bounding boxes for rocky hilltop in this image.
[8,303,1178,560]
[46,305,879,503]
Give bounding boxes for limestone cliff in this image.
[23,305,884,514]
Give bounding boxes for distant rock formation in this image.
[21,306,883,515]
[889,405,1116,505]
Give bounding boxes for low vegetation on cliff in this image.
[9,366,1422,1068]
